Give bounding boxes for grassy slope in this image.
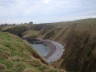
[1,18,96,72]
[0,32,59,72]
[36,18,96,72]
[41,18,96,43]
[22,30,40,38]
[40,18,96,72]
[60,19,96,72]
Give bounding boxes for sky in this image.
[0,0,96,24]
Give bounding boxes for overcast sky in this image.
[0,0,96,24]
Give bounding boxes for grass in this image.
[60,22,96,72]
[0,32,59,72]
[22,30,40,38]
[34,18,96,72]
[1,18,96,72]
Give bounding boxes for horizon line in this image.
[0,16,96,25]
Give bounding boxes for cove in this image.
[30,39,64,64]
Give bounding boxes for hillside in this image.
[40,18,96,43]
[60,19,96,72]
[35,18,96,72]
[38,18,96,72]
[0,32,60,72]
[1,18,96,72]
